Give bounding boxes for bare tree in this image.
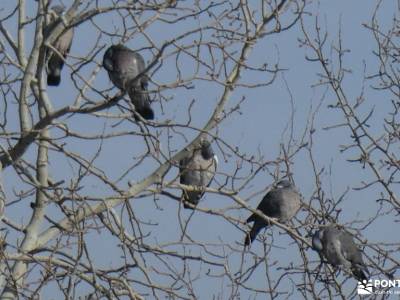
[0,0,398,299]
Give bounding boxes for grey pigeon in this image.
[312,225,368,282]
[45,5,74,86]
[179,140,218,209]
[103,44,154,120]
[245,180,301,246]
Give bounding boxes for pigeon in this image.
[179,140,218,209]
[103,44,154,120]
[45,5,74,86]
[312,225,368,282]
[244,180,301,246]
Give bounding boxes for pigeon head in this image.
[103,44,130,72]
[103,46,116,72]
[51,5,66,16]
[276,179,292,189]
[200,140,215,160]
[311,230,324,251]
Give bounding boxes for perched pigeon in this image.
[103,44,154,120]
[312,225,368,282]
[244,180,301,246]
[45,5,74,86]
[179,140,218,209]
